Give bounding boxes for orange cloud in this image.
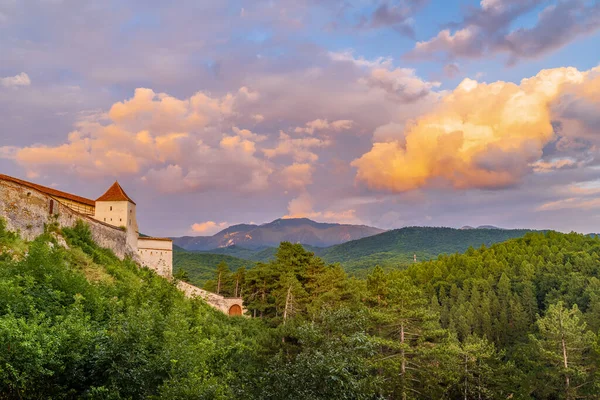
[191,221,228,235]
[283,192,360,224]
[9,87,273,192]
[353,66,597,192]
[279,163,314,190]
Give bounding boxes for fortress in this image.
[0,174,243,316]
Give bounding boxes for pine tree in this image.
[531,302,597,399]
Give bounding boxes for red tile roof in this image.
[0,174,96,207]
[96,181,136,205]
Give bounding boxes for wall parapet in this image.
[177,281,245,316]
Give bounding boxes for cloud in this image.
[353,66,598,192]
[1,72,30,88]
[443,63,461,78]
[263,131,330,162]
[0,146,18,159]
[406,0,600,63]
[328,50,392,69]
[283,192,360,224]
[279,163,314,190]
[191,221,229,235]
[537,197,600,212]
[9,87,273,193]
[294,118,353,135]
[530,158,578,173]
[357,0,428,37]
[363,67,441,103]
[329,50,440,105]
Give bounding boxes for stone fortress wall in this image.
[0,174,244,316]
[0,178,133,259]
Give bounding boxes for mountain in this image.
[172,218,385,250]
[316,226,536,273]
[174,226,539,284]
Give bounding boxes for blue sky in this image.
[1,0,600,236]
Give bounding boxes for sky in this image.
[1,0,600,236]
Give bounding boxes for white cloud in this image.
[1,72,31,88]
[190,221,229,235]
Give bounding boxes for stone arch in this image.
[228,304,242,316]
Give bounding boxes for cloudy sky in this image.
[1,0,600,236]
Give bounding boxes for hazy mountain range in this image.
[173,221,538,285]
[172,218,386,250]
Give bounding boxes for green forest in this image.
[2,217,600,399]
[175,227,535,287]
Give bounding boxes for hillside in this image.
[176,226,536,284]
[172,218,385,250]
[317,226,535,272]
[173,247,252,286]
[3,217,600,398]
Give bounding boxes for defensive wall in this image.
[0,174,244,315]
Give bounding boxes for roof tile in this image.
[0,174,95,207]
[96,181,136,205]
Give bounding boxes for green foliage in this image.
[183,227,534,276]
[0,222,260,399]
[318,226,535,273]
[173,247,251,287]
[2,217,600,399]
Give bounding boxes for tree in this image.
[371,273,448,399]
[531,302,597,399]
[232,267,246,298]
[215,261,232,296]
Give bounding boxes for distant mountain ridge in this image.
[316,226,537,272]
[174,226,540,285]
[172,218,385,251]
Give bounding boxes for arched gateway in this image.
[228,304,243,316]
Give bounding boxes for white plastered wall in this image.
[138,238,173,277]
[94,201,138,250]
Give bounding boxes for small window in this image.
[110,206,112,211]
[120,218,122,222]
[104,218,106,222]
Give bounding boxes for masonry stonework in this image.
[0,174,244,316]
[0,179,133,259]
[177,281,245,316]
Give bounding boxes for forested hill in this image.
[317,226,535,272]
[174,227,537,285]
[2,217,600,398]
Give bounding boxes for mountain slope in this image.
[172,218,385,250]
[174,226,538,282]
[173,247,251,286]
[317,226,536,273]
